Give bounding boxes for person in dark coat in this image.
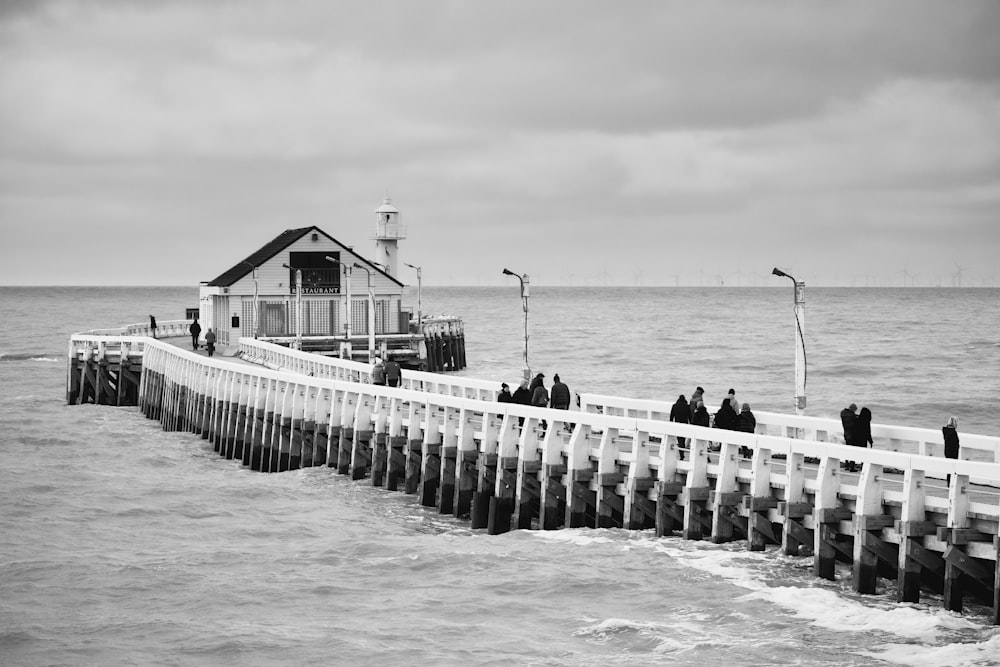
[531,377,549,432]
[531,378,549,408]
[189,318,201,350]
[149,315,157,339]
[714,398,739,431]
[512,380,531,406]
[943,416,960,460]
[726,388,738,414]
[738,402,756,459]
[943,416,960,483]
[841,403,858,445]
[840,403,859,471]
[738,403,756,434]
[512,380,532,427]
[204,328,216,357]
[669,394,690,457]
[692,400,710,428]
[857,407,873,447]
[529,372,545,394]
[384,359,401,387]
[689,386,704,421]
[549,374,571,409]
[849,406,874,472]
[497,382,514,403]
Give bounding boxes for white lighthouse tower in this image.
[373,195,405,278]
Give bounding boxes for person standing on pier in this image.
[943,416,960,460]
[857,407,873,449]
[531,376,549,432]
[714,397,739,431]
[549,374,571,410]
[384,358,401,387]
[670,394,690,460]
[692,400,710,428]
[943,416,960,483]
[738,403,757,458]
[149,315,157,339]
[512,380,531,427]
[841,403,862,471]
[497,382,513,403]
[689,387,704,421]
[204,328,216,357]
[531,377,549,408]
[189,318,201,350]
[841,403,858,446]
[371,357,386,386]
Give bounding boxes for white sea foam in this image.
[661,544,981,641]
[870,631,1000,666]
[531,527,618,546]
[573,615,721,654]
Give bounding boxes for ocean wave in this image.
[869,633,1000,666]
[0,352,63,363]
[661,544,982,641]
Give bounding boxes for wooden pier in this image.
[68,334,1000,624]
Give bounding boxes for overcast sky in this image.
[1,0,998,287]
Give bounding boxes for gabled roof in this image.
[206,225,404,288]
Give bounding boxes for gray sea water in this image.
[2,285,999,666]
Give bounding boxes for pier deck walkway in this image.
[68,333,1000,624]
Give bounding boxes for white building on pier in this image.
[198,216,408,348]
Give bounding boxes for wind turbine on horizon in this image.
[953,260,966,288]
[896,263,915,287]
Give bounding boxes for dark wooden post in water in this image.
[369,396,389,487]
[385,397,406,491]
[487,415,521,535]
[471,412,504,529]
[681,440,711,540]
[419,406,442,507]
[452,407,480,520]
[852,464,897,594]
[350,397,373,480]
[514,423,544,530]
[437,406,459,515]
[710,443,746,543]
[403,402,424,495]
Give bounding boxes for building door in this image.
[263,303,287,336]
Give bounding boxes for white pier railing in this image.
[578,393,1000,466]
[236,338,998,466]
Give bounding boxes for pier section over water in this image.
[68,334,1000,624]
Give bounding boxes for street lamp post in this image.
[502,268,530,381]
[353,263,376,360]
[403,262,422,331]
[772,267,807,415]
[282,263,302,350]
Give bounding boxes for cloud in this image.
[0,0,998,286]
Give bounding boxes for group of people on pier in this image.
[496,372,572,411]
[668,387,757,458]
[371,356,402,387]
[489,378,964,468]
